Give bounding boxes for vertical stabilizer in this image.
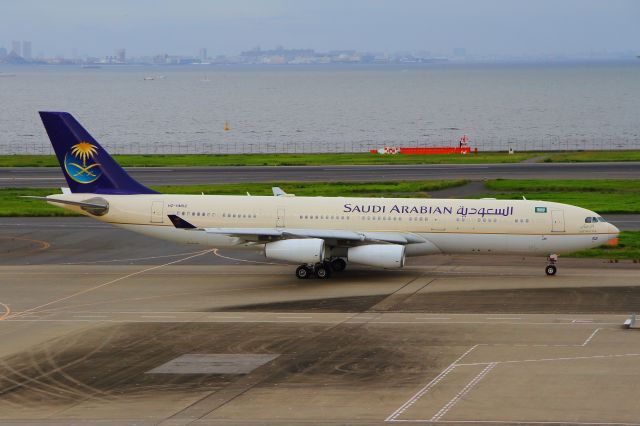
[39,111,157,194]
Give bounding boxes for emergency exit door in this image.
[551,209,565,232]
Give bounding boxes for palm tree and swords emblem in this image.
[64,142,103,184]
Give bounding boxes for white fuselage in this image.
[48,193,619,258]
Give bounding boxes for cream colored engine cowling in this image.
[264,238,325,264]
[348,244,405,268]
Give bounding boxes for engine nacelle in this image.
[265,238,325,264]
[348,244,405,269]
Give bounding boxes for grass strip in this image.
[544,151,640,163]
[480,179,640,214]
[0,152,538,167]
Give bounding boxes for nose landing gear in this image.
[545,254,558,276]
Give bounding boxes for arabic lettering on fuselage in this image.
[343,203,514,217]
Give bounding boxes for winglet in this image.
[272,187,295,197]
[167,214,197,229]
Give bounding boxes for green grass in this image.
[480,179,640,214]
[0,188,83,217]
[544,150,640,163]
[0,180,467,217]
[566,231,640,260]
[4,150,640,167]
[0,152,538,167]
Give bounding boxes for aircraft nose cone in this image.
[610,223,620,235]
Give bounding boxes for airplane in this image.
[28,111,619,279]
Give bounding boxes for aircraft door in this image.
[276,208,285,228]
[551,209,565,232]
[151,201,164,223]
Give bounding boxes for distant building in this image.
[22,41,31,60]
[453,47,467,57]
[116,48,126,63]
[0,47,6,58]
[153,53,169,64]
[199,48,207,62]
[11,40,20,55]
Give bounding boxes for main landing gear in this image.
[545,254,558,276]
[295,258,347,280]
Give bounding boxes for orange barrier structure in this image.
[400,147,472,155]
[370,147,477,155]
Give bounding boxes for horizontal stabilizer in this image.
[168,214,198,229]
[22,196,109,215]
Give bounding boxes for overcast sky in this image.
[1,0,638,57]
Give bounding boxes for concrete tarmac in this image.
[2,161,640,187]
[2,218,640,424]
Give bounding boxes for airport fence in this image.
[1,136,639,155]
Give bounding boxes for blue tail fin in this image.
[39,111,157,194]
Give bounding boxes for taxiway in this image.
[2,161,640,187]
[1,218,640,424]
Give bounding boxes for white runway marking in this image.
[63,250,207,264]
[385,344,480,422]
[456,352,640,367]
[276,316,312,319]
[8,249,215,319]
[431,362,497,421]
[414,317,452,320]
[421,420,640,425]
[213,249,280,265]
[486,317,522,320]
[581,328,601,346]
[141,315,177,319]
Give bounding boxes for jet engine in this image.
[265,238,325,264]
[348,244,405,268]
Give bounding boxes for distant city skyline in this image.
[1,42,636,67]
[0,0,638,59]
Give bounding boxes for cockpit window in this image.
[586,216,607,223]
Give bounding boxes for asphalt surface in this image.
[2,161,640,187]
[2,217,640,424]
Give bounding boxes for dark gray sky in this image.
[1,0,638,57]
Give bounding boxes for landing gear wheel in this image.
[330,258,347,272]
[545,265,557,276]
[315,265,331,279]
[296,265,311,279]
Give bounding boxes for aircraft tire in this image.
[545,265,557,276]
[296,265,311,279]
[316,265,331,279]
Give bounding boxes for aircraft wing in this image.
[167,215,425,245]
